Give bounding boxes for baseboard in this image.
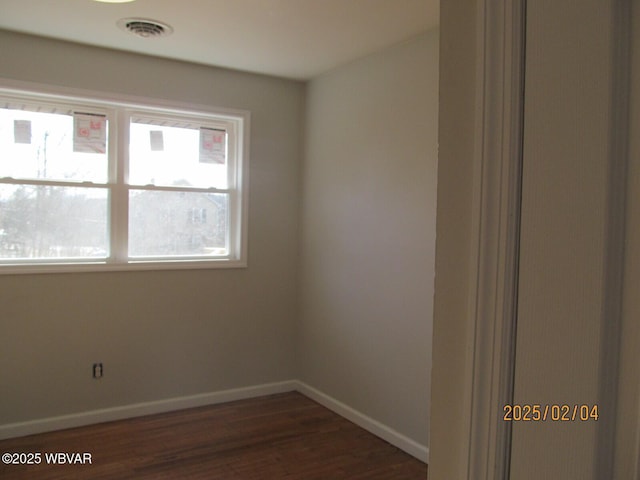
[0,379,429,464]
[0,380,296,441]
[294,381,429,463]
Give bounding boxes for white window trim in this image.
[0,79,250,274]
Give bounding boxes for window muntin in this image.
[0,88,247,272]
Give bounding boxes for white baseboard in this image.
[0,379,429,464]
[0,380,296,441]
[294,381,429,463]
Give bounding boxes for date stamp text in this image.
[503,404,599,422]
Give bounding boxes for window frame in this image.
[0,81,250,274]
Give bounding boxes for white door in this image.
[510,1,634,478]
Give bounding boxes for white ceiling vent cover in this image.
[117,18,173,38]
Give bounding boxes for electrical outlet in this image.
[92,363,103,379]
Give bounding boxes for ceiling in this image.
[0,0,438,80]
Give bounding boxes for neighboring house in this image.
[128,190,226,257]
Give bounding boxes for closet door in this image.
[509,1,626,478]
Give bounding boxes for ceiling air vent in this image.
[117,18,173,38]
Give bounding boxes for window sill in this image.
[0,258,248,275]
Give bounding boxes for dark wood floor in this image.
[0,392,427,479]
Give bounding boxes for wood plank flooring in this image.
[0,392,427,479]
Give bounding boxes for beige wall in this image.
[0,30,304,424]
[298,30,438,448]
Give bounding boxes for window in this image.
[0,86,249,273]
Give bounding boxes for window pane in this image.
[129,121,228,189]
[0,185,108,260]
[128,190,228,257]
[0,107,108,183]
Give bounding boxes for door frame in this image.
[463,0,526,478]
